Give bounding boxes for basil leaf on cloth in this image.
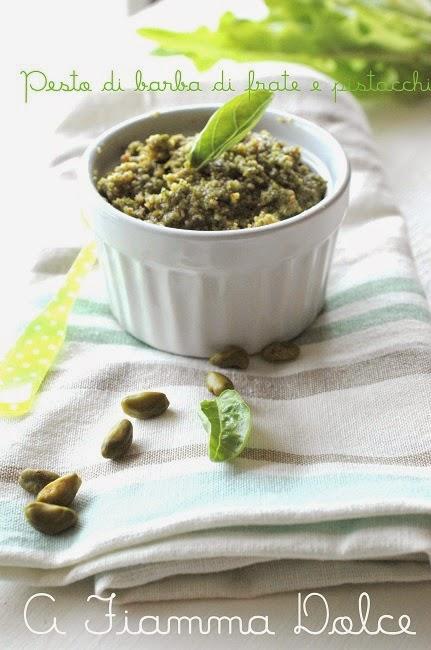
[199,389,252,462]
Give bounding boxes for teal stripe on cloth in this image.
[296,303,430,345]
[65,303,430,348]
[324,277,425,311]
[66,325,145,347]
[3,472,431,556]
[72,299,112,316]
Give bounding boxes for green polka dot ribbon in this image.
[0,243,97,418]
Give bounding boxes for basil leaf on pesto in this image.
[190,90,273,169]
[199,389,252,462]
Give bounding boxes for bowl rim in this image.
[80,103,351,241]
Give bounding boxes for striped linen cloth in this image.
[1,72,431,602]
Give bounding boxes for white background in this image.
[2,1,431,647]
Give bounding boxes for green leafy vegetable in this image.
[190,90,273,169]
[199,389,252,462]
[138,0,431,99]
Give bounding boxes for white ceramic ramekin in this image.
[80,105,350,358]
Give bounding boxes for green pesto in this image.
[97,130,326,231]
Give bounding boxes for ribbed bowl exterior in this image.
[97,233,338,357]
[81,105,350,358]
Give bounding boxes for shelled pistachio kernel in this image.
[260,341,300,363]
[209,346,249,370]
[18,469,60,496]
[121,391,169,419]
[101,419,133,460]
[36,472,82,507]
[24,502,77,535]
[206,371,234,396]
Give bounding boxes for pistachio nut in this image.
[206,371,234,396]
[18,468,60,496]
[24,502,77,535]
[121,391,169,419]
[209,346,249,370]
[260,341,300,363]
[101,419,133,460]
[36,472,82,507]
